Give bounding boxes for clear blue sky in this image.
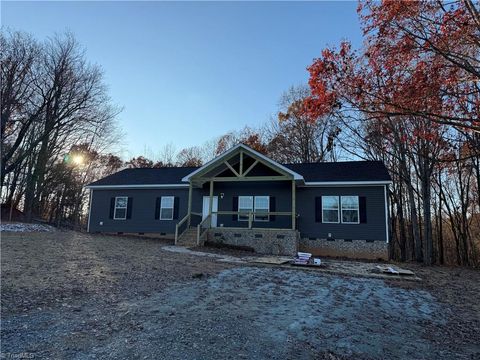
[2,1,362,159]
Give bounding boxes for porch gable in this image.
[181,143,304,186]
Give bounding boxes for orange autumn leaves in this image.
[303,0,480,137]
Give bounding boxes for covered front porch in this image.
[174,144,303,249]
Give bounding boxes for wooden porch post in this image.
[187,182,193,227]
[291,180,296,230]
[239,151,244,176]
[209,180,214,227]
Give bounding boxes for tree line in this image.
[2,0,479,266]
[1,31,121,227]
[300,0,480,266]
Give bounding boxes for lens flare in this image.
[72,154,84,166]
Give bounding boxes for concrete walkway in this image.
[161,245,247,263]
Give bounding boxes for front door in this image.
[202,196,218,227]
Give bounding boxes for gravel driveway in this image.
[2,231,479,359]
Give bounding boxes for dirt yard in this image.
[1,231,479,359]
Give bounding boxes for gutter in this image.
[85,180,393,190]
[84,184,189,190]
[302,181,393,187]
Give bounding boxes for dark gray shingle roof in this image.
[284,161,391,182]
[87,161,391,187]
[88,167,198,186]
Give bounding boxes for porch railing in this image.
[176,211,296,245]
[175,212,203,245]
[174,214,190,245]
[190,212,202,226]
[196,214,211,245]
[212,211,294,229]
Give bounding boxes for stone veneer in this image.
[206,228,299,256]
[299,238,388,260]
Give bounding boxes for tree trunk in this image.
[421,174,433,265]
[437,172,444,265]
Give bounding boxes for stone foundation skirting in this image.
[206,228,299,256]
[300,238,388,260]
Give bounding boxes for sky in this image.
[2,1,363,159]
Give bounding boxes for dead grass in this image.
[1,231,479,359]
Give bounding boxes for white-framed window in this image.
[114,196,128,220]
[341,196,359,224]
[254,196,269,221]
[160,196,174,220]
[238,196,253,221]
[322,196,339,223]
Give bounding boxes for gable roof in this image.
[284,161,391,183]
[85,160,391,189]
[181,143,304,182]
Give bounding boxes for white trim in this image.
[303,181,392,187]
[384,185,390,243]
[321,196,340,224]
[238,195,254,221]
[181,144,304,182]
[86,181,391,190]
[254,195,270,222]
[85,184,189,190]
[159,196,175,221]
[113,196,128,220]
[340,195,360,224]
[202,196,219,227]
[87,189,93,232]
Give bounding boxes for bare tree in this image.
[1,30,120,225]
[265,85,342,163]
[176,146,203,167]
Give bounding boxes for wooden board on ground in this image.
[249,256,291,265]
[290,261,326,268]
[375,265,415,276]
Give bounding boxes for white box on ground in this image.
[314,258,322,265]
[297,252,312,258]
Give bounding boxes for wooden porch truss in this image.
[176,146,300,244]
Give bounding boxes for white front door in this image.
[202,196,218,227]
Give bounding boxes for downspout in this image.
[384,185,390,243]
[87,189,93,233]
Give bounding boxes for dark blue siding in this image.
[204,181,293,229]
[89,188,193,233]
[296,185,387,241]
[88,183,388,241]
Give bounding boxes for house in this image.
[85,144,392,260]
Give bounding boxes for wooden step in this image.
[177,228,198,246]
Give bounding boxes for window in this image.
[341,196,359,224]
[238,196,270,221]
[114,196,128,220]
[160,196,174,220]
[238,196,253,221]
[322,196,339,223]
[254,196,269,221]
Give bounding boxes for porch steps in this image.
[177,227,198,247]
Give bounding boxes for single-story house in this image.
[86,144,392,259]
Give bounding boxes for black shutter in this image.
[173,197,179,219]
[359,196,367,223]
[109,198,115,219]
[126,197,133,219]
[315,197,322,223]
[232,196,238,221]
[155,197,161,219]
[269,197,276,221]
